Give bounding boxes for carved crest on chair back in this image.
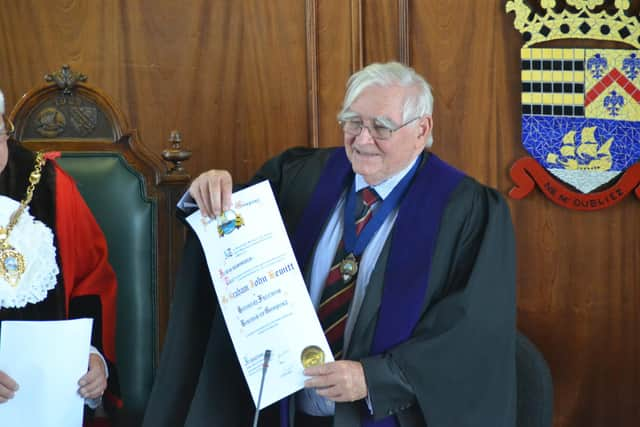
[12,65,128,142]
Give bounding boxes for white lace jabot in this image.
[0,195,59,309]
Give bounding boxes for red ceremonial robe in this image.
[0,143,119,424]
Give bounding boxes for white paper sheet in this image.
[0,318,93,427]
[187,180,333,409]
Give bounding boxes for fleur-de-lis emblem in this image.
[604,90,624,116]
[622,52,640,80]
[587,53,608,79]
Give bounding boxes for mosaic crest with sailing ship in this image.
[507,0,640,210]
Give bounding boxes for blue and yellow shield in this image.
[511,47,640,210]
[522,48,640,191]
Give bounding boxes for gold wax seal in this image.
[301,345,325,368]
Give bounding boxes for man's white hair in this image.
[338,62,435,147]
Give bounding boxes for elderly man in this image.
[0,90,119,423]
[144,62,516,427]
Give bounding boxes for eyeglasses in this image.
[0,116,15,138]
[338,116,420,140]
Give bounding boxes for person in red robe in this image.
[0,89,119,424]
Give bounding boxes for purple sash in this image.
[282,148,464,427]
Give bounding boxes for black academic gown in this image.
[142,147,517,427]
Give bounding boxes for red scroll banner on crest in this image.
[509,157,640,211]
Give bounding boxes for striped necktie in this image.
[318,187,379,359]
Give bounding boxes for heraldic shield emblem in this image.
[507,0,640,210]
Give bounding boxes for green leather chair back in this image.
[57,152,157,424]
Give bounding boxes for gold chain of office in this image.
[0,152,45,287]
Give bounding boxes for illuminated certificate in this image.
[186,180,333,409]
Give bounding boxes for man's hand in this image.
[303,360,368,402]
[78,354,107,400]
[189,169,233,217]
[0,370,18,403]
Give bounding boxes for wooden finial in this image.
[162,130,192,174]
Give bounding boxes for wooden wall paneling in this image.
[0,0,309,181]
[113,0,202,175]
[306,0,320,148]
[398,0,411,64]
[351,0,364,72]
[514,203,640,427]
[362,0,399,64]
[314,0,407,150]
[117,0,309,181]
[0,1,122,119]
[494,0,523,195]
[316,0,357,148]
[233,0,308,179]
[410,0,501,186]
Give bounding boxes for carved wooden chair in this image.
[8,65,191,425]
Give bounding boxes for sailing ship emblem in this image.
[506,1,640,211]
[35,107,66,138]
[543,126,620,194]
[546,127,612,172]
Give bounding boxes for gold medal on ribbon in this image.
[301,345,325,368]
[0,246,25,287]
[339,253,358,282]
[0,153,45,288]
